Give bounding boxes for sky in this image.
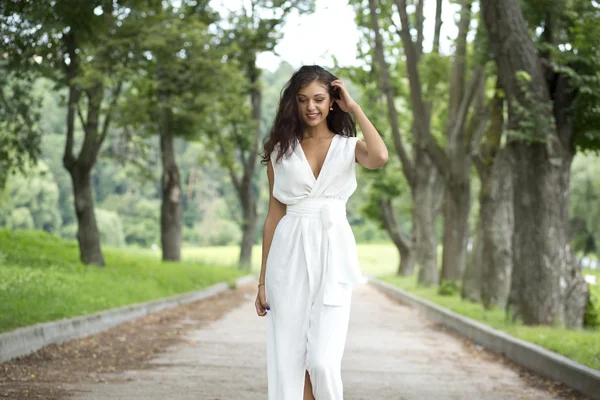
[208,0,461,72]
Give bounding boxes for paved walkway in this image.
[65,284,577,399]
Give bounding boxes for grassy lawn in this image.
[3,231,598,371]
[382,273,600,371]
[0,230,247,333]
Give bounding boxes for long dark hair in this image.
[262,65,356,165]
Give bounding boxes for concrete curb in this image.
[0,275,256,363]
[369,278,600,400]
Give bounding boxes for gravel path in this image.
[1,282,589,399]
[61,283,587,400]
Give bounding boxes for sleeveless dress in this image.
[265,134,364,400]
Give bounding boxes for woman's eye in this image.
[316,99,324,103]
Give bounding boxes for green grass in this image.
[3,232,598,370]
[153,243,402,277]
[382,274,600,371]
[0,230,247,333]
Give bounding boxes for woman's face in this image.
[296,80,334,127]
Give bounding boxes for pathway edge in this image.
[0,275,256,363]
[369,278,600,400]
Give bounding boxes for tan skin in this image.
[255,79,388,399]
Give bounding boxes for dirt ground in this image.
[0,284,255,400]
[0,282,592,400]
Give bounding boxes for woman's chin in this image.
[303,117,325,127]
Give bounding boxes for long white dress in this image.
[265,134,364,400]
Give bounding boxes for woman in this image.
[255,65,388,399]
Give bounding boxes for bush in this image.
[584,290,599,329]
[438,280,460,296]
[96,208,126,247]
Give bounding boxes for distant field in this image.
[177,244,400,277]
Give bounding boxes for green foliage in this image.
[100,194,160,247]
[584,290,599,329]
[570,153,600,255]
[438,279,460,296]
[0,161,61,233]
[518,0,600,152]
[0,229,246,333]
[505,70,556,144]
[0,68,42,189]
[96,208,126,247]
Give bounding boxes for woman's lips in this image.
[306,113,320,120]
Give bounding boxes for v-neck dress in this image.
[265,134,364,400]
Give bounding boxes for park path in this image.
[64,283,582,400]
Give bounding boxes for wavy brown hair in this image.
[261,65,356,165]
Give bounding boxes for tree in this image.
[358,0,444,283]
[115,1,236,261]
[0,0,145,265]
[393,0,490,291]
[480,0,600,326]
[205,0,315,270]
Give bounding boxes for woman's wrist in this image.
[349,103,361,115]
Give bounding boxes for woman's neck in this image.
[303,122,333,140]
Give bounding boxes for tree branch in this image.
[63,31,78,170]
[446,0,473,136]
[448,64,484,143]
[98,80,123,148]
[433,0,443,53]
[77,103,89,138]
[394,0,450,175]
[217,131,241,194]
[368,0,415,186]
[379,197,412,253]
[416,0,424,59]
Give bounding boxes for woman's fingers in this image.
[255,292,270,317]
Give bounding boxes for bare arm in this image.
[256,160,286,316]
[330,79,388,169]
[351,104,389,169]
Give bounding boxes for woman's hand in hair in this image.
[330,80,358,113]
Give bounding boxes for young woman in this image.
[256,65,388,399]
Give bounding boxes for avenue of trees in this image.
[349,0,600,327]
[1,0,599,328]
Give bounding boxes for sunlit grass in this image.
[382,274,600,370]
[0,230,246,333]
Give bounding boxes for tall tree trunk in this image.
[440,178,470,284]
[395,0,478,290]
[368,0,439,283]
[237,59,262,270]
[413,157,439,285]
[433,0,443,54]
[159,89,182,262]
[481,0,586,326]
[379,198,414,276]
[70,167,104,265]
[479,149,513,308]
[462,216,482,302]
[471,85,514,308]
[239,193,257,270]
[62,31,105,266]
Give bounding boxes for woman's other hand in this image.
[255,285,270,317]
[330,79,358,113]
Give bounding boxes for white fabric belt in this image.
[286,198,346,226]
[286,198,362,306]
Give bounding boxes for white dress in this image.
[265,134,364,400]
